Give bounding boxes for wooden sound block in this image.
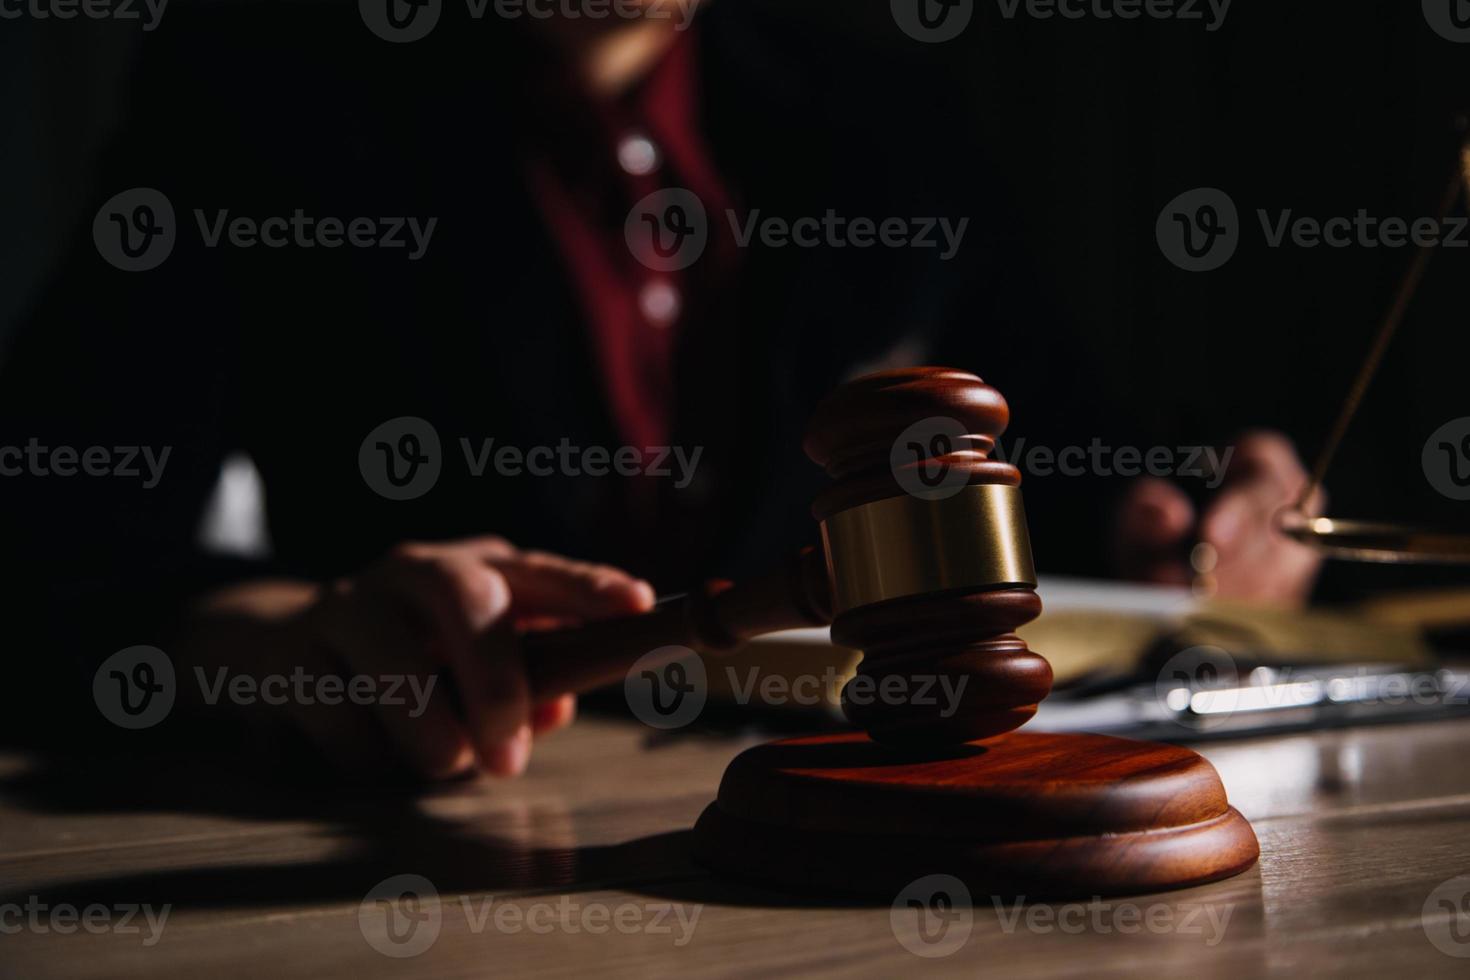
[692,731,1259,899]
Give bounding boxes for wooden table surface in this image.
[4,715,1470,979]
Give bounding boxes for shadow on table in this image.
[0,738,885,913]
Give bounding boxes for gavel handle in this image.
[522,546,833,700]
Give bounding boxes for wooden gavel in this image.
[522,367,1052,747]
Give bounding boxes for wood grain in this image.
[3,718,1470,979]
[695,731,1259,897]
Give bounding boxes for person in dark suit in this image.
[0,0,1321,780]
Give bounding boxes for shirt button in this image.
[617,133,661,176]
[639,280,681,327]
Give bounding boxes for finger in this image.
[1202,433,1309,559]
[490,551,656,621]
[360,549,532,774]
[468,629,534,776]
[531,694,576,734]
[446,535,519,562]
[311,587,475,781]
[267,604,398,781]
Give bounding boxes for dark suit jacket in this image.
[0,1,1161,729]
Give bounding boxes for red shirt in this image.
[523,30,738,456]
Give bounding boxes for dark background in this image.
[2,0,1468,601]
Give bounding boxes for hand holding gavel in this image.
[179,368,1052,781]
[527,367,1051,745]
[175,537,659,781]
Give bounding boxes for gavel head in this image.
[804,367,1052,747]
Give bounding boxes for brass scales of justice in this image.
[1278,128,1470,563]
